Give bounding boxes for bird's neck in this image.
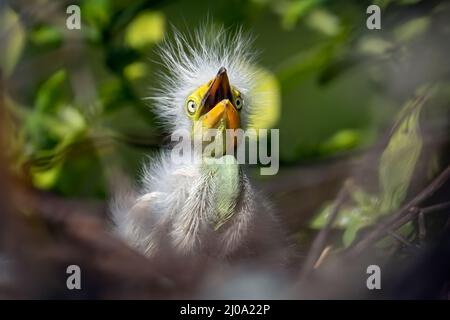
[201,155,242,230]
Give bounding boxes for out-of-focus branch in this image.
[346,165,450,257]
[7,182,210,298]
[298,188,348,280]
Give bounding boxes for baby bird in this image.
[112,26,288,265]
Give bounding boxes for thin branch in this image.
[445,216,450,231]
[387,230,419,250]
[346,165,450,257]
[298,188,348,280]
[421,201,450,214]
[418,210,426,244]
[313,245,332,269]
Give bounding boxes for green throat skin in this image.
[202,155,242,231]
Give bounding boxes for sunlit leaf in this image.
[305,9,340,36]
[319,129,361,155]
[35,69,68,112]
[30,25,62,47]
[248,67,281,130]
[59,107,87,133]
[32,162,63,190]
[124,62,148,81]
[125,11,165,49]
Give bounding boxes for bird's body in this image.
[112,25,288,264]
[114,153,284,261]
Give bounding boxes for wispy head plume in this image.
[148,23,258,133]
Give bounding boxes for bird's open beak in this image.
[200,67,240,130]
[202,99,239,130]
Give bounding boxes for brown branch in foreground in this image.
[298,188,348,281]
[7,184,212,298]
[386,230,419,250]
[346,165,450,257]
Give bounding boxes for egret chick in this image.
[112,26,288,265]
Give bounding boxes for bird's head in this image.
[186,67,241,132]
[186,66,244,154]
[150,25,263,156]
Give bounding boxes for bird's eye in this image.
[235,97,243,110]
[186,100,197,115]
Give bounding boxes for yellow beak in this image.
[201,67,240,130]
[202,99,240,130]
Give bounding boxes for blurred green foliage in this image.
[1,0,450,218]
[312,93,427,246]
[0,6,25,76]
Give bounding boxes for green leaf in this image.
[30,25,62,47]
[125,11,165,49]
[29,135,107,197]
[124,62,148,81]
[319,129,361,155]
[0,7,25,76]
[342,212,368,247]
[378,98,424,213]
[310,202,332,229]
[310,96,426,247]
[24,68,87,173]
[305,9,340,36]
[82,0,111,28]
[248,67,281,130]
[32,162,63,190]
[35,69,68,112]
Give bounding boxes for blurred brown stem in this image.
[298,187,348,280]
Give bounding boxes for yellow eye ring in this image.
[235,97,243,110]
[186,100,197,115]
